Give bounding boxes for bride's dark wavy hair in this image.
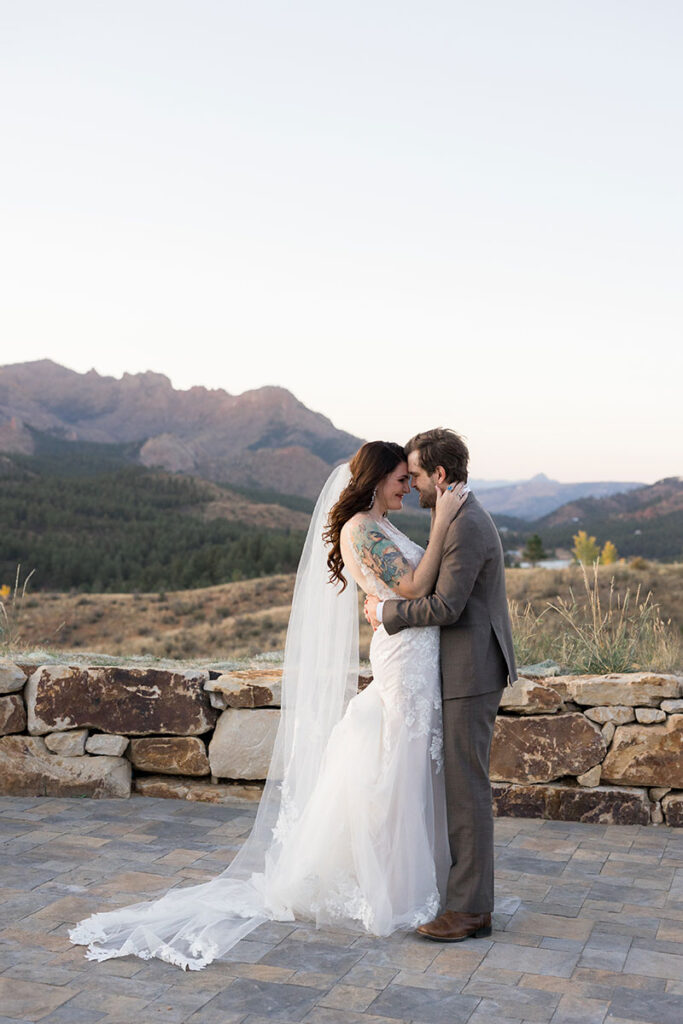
[323,440,406,591]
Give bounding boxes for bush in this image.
[629,556,650,570]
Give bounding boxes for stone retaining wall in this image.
[1,657,681,827]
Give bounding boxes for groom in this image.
[365,427,517,942]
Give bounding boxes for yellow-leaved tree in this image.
[572,530,600,565]
[600,540,618,565]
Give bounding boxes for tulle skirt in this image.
[70,624,449,968]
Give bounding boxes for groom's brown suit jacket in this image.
[383,493,517,698]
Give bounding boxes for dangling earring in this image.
[369,487,377,509]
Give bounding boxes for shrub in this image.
[629,556,650,570]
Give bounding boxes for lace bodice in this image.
[340,512,444,776]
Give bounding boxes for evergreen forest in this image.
[0,442,307,592]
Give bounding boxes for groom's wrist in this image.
[376,602,384,623]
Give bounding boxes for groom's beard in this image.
[417,489,437,509]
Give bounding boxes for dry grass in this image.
[511,565,679,667]
[549,564,680,673]
[505,561,683,628]
[4,563,681,672]
[508,562,681,673]
[0,565,37,651]
[3,576,295,663]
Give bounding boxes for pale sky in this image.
[2,1,681,483]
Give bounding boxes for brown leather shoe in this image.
[416,910,492,942]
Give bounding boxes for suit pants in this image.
[442,685,503,913]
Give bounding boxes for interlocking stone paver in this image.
[260,937,364,974]
[622,945,683,979]
[482,943,580,977]
[202,977,321,1020]
[184,1006,247,1024]
[317,983,378,1011]
[656,920,683,941]
[506,908,595,941]
[0,978,78,1021]
[568,968,665,993]
[608,987,683,1024]
[225,962,296,983]
[298,1011,406,1024]
[368,982,481,1022]
[549,992,611,1024]
[2,797,683,1024]
[287,970,341,988]
[342,963,399,989]
[466,964,524,986]
[578,947,629,971]
[461,977,560,1020]
[540,937,586,953]
[356,942,442,971]
[389,968,467,991]
[221,939,277,964]
[427,943,489,978]
[467,1014,524,1024]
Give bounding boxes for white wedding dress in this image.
[70,465,450,969]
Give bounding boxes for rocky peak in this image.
[0,360,363,497]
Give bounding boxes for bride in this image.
[70,440,467,970]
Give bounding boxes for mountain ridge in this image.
[477,474,644,519]
[0,360,664,518]
[0,360,363,498]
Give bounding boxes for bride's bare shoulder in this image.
[341,512,374,540]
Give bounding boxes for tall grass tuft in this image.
[510,562,681,674]
[508,600,556,667]
[0,564,36,653]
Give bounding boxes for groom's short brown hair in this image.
[405,428,469,484]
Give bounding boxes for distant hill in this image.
[500,478,683,562]
[1,361,651,516]
[1,360,680,579]
[540,477,683,528]
[1,434,680,593]
[0,436,312,592]
[0,434,434,592]
[476,472,644,520]
[0,360,363,498]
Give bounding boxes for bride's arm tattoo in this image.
[349,521,411,589]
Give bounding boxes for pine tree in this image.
[522,534,548,567]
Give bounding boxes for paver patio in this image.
[1,795,681,1023]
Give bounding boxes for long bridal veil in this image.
[70,463,358,969]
